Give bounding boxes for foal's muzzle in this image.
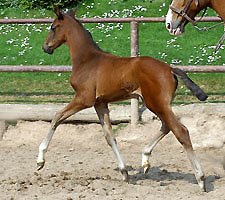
[42,44,54,55]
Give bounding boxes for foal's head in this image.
[43,7,78,54]
[166,0,207,35]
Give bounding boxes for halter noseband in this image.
[169,0,206,26]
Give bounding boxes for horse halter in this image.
[170,0,225,52]
[169,0,206,27]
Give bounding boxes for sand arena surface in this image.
[0,104,225,200]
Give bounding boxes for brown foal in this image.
[37,7,208,191]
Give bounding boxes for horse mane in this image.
[66,11,105,52]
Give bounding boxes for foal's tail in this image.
[172,68,208,101]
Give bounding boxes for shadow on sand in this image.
[116,165,221,192]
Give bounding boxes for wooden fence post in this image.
[130,21,139,126]
[0,121,8,140]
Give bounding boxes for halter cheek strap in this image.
[169,0,206,26]
[170,6,197,26]
[169,0,198,26]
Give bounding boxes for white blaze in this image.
[166,8,173,29]
[165,0,184,36]
[166,0,174,31]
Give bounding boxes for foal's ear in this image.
[194,0,199,7]
[54,6,64,20]
[69,6,79,17]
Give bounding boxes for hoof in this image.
[199,176,206,192]
[37,161,45,171]
[143,163,150,174]
[121,168,130,183]
[142,154,150,174]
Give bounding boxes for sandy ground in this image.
[0,104,225,200]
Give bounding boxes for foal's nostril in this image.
[166,23,171,30]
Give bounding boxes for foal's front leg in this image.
[37,97,88,170]
[94,103,129,182]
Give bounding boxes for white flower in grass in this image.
[171,59,182,64]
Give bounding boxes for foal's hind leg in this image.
[37,96,89,170]
[160,108,206,192]
[142,120,170,174]
[94,103,129,182]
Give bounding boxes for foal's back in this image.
[95,53,176,104]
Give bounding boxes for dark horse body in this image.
[166,0,225,35]
[38,7,208,191]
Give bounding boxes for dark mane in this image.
[67,12,105,52]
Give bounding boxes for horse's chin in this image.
[46,50,54,55]
[168,27,184,36]
[42,46,54,54]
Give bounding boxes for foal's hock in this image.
[37,7,208,192]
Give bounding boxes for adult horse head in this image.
[166,0,225,36]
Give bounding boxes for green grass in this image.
[0,0,224,104]
[113,123,128,135]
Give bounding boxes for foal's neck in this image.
[66,18,102,67]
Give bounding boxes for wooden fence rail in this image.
[1,65,225,72]
[0,16,222,24]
